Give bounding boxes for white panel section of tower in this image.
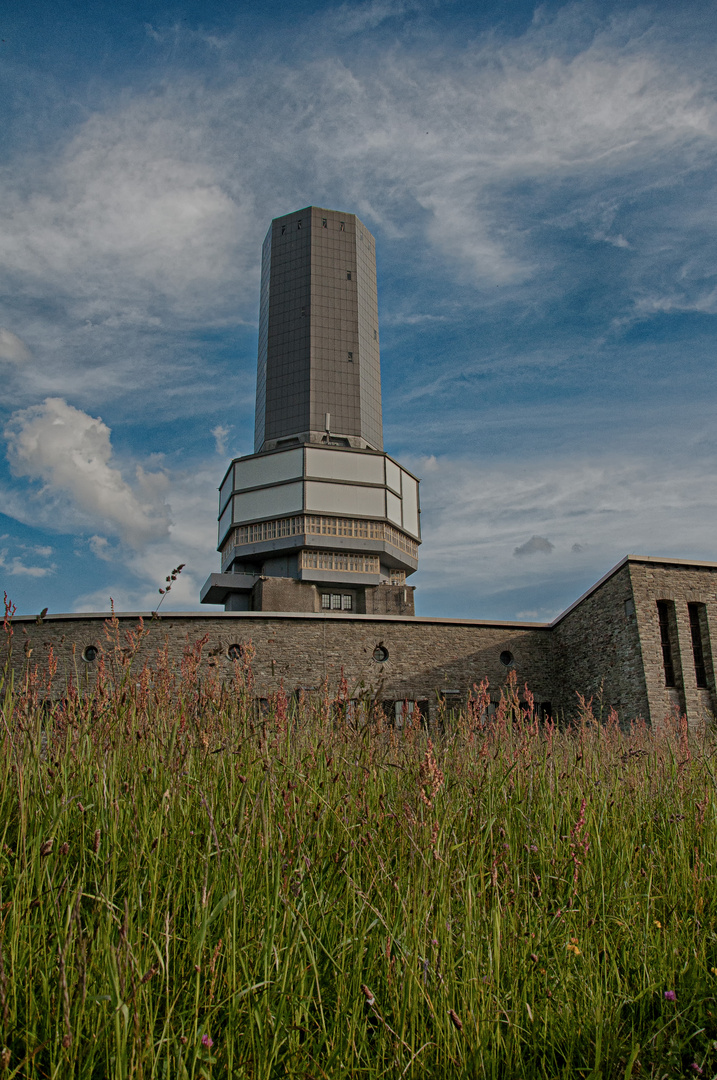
[385,458,401,495]
[305,447,384,484]
[304,481,385,517]
[233,483,303,522]
[386,490,402,526]
[234,448,304,492]
[401,474,420,538]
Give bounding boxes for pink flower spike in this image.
[201,1034,213,1048]
[664,990,677,1001]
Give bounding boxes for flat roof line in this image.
[10,610,551,630]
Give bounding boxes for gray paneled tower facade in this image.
[201,206,420,615]
[255,207,383,454]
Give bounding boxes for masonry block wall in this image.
[629,560,717,728]
[7,557,717,727]
[550,562,649,722]
[7,612,553,724]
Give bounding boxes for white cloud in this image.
[0,329,32,366]
[4,398,171,547]
[212,424,230,456]
[9,557,54,578]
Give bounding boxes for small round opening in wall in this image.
[82,645,98,663]
[499,650,514,668]
[373,645,389,663]
[227,643,244,661]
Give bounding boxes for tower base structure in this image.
[200,443,420,614]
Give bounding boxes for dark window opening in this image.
[322,218,327,228]
[346,271,352,280]
[297,220,302,230]
[688,603,708,688]
[347,352,353,361]
[657,601,676,687]
[373,644,389,663]
[624,598,635,617]
[500,650,514,667]
[82,645,98,663]
[339,221,345,232]
[321,592,353,610]
[280,225,286,235]
[228,643,246,662]
[540,701,553,721]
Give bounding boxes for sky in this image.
[1,0,717,621]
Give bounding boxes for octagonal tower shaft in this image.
[255,207,383,454]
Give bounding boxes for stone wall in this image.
[6,610,552,722]
[6,556,717,727]
[629,560,717,728]
[550,561,649,722]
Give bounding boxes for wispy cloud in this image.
[0,329,32,366]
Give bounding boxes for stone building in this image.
[7,208,717,729]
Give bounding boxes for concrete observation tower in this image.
[200,206,420,614]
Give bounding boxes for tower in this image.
[200,206,420,614]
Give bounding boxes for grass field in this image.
[2,606,717,1078]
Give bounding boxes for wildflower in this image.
[201,1034,213,1049]
[530,953,538,963]
[654,919,662,928]
[93,829,101,855]
[664,990,677,1001]
[60,842,70,856]
[361,984,376,1007]
[690,1065,703,1075]
[566,943,581,955]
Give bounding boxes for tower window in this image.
[657,601,677,687]
[321,593,353,610]
[280,225,286,235]
[322,218,327,228]
[373,329,377,340]
[346,271,352,280]
[688,603,709,688]
[297,220,302,229]
[339,221,345,232]
[347,352,353,361]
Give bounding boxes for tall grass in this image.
[1,606,717,1077]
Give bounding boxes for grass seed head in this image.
[449,1008,463,1032]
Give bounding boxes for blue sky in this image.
[2,0,717,620]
